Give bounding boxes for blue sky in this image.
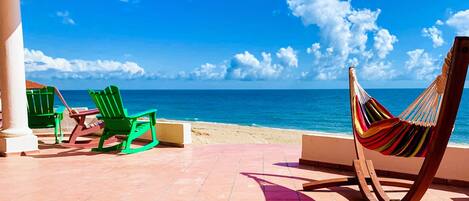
[20,0,469,89]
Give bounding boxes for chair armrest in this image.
[69,108,100,118]
[128,109,157,121]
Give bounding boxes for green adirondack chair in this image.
[26,86,65,143]
[88,85,159,154]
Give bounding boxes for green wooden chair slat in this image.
[26,91,35,114]
[95,95,108,117]
[26,86,65,143]
[101,93,112,117]
[88,85,158,154]
[106,93,119,117]
[41,90,53,114]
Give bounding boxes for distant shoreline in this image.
[161,118,353,137]
[161,118,469,147]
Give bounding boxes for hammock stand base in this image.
[303,159,412,201]
[302,37,469,201]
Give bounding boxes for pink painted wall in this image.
[301,134,469,182]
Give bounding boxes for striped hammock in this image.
[351,51,452,157]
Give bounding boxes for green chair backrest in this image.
[88,85,132,131]
[27,86,55,115]
[26,86,55,127]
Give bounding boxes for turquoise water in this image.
[59,89,469,144]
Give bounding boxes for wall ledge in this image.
[301,133,469,188]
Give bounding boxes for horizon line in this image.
[59,87,469,91]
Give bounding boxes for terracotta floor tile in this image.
[0,137,467,201]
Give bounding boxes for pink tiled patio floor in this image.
[0,137,468,201]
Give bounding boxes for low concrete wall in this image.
[300,133,469,186]
[142,121,192,147]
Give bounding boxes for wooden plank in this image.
[379,178,413,188]
[303,177,357,190]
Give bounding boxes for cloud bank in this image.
[184,47,299,81]
[25,46,299,81]
[25,49,146,79]
[287,0,398,80]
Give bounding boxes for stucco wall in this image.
[301,133,469,183]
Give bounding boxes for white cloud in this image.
[374,28,398,59]
[276,46,298,67]
[225,51,284,81]
[305,43,345,80]
[184,46,298,81]
[56,11,75,25]
[422,26,444,47]
[287,0,397,80]
[188,63,226,80]
[306,43,320,54]
[348,9,380,52]
[435,20,444,26]
[24,49,146,79]
[446,9,469,36]
[287,0,351,59]
[405,49,440,80]
[360,61,397,80]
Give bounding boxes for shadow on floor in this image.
[241,172,316,201]
[274,161,469,199]
[37,142,71,150]
[240,172,363,201]
[30,138,176,158]
[28,147,103,158]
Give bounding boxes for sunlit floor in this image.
[0,135,468,201]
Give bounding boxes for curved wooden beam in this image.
[354,160,378,201]
[379,178,413,189]
[303,177,357,190]
[402,37,469,201]
[366,160,390,201]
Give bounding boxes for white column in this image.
[0,0,38,156]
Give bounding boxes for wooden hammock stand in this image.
[302,37,469,201]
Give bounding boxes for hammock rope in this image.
[351,50,453,157]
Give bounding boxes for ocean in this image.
[59,89,469,144]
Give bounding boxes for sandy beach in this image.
[164,119,351,145]
[190,121,307,144]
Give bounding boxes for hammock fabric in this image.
[351,52,451,158]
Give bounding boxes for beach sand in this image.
[189,121,306,144]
